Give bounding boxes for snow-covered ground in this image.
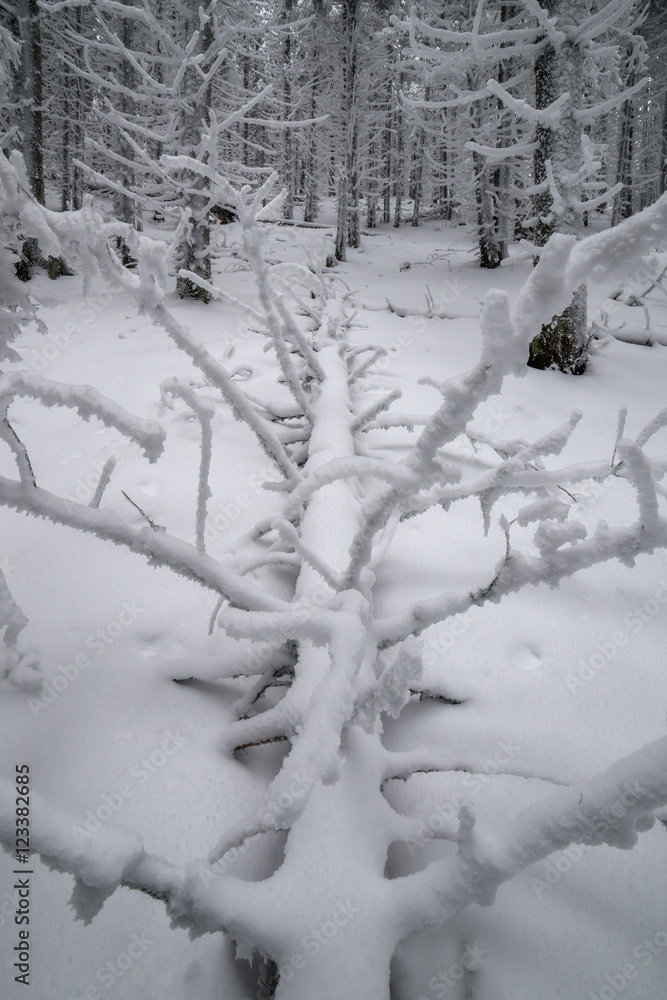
[1,213,666,999]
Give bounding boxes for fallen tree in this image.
[1,149,667,999]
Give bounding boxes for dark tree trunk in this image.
[662,90,667,196]
[529,0,588,375]
[282,0,295,221]
[175,0,213,302]
[335,0,360,260]
[393,104,403,228]
[411,111,426,228]
[612,40,636,227]
[475,150,503,268]
[382,86,392,224]
[19,0,45,205]
[468,67,502,268]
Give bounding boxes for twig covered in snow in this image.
[160,378,215,551]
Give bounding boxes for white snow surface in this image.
[1,212,666,999]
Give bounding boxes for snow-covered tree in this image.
[404,0,652,374]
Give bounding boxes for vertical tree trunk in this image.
[494,4,518,259]
[282,0,295,221]
[528,0,588,375]
[438,115,451,220]
[661,90,667,196]
[335,169,348,261]
[382,82,392,224]
[366,138,378,229]
[175,0,213,302]
[115,0,138,265]
[393,104,403,228]
[334,0,360,260]
[60,93,71,213]
[346,2,360,250]
[303,27,320,224]
[612,40,635,227]
[470,79,502,268]
[304,114,319,222]
[474,149,503,268]
[495,161,512,256]
[18,0,44,205]
[411,106,426,228]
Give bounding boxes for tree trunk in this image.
[393,104,403,228]
[411,114,425,228]
[60,92,71,213]
[528,0,588,375]
[475,149,503,268]
[612,40,635,227]
[437,115,451,220]
[115,0,138,266]
[495,5,518,259]
[334,0,360,260]
[18,0,44,205]
[303,51,320,223]
[335,169,348,261]
[282,0,295,221]
[468,68,502,268]
[175,0,213,302]
[495,161,513,257]
[382,85,392,224]
[660,90,667,197]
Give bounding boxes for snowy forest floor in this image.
[1,213,667,1000]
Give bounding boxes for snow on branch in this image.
[0,475,288,613]
[486,79,569,127]
[375,493,667,648]
[395,734,667,930]
[0,778,270,940]
[465,139,539,161]
[0,371,165,463]
[575,76,649,123]
[570,0,641,44]
[160,379,214,552]
[567,192,667,288]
